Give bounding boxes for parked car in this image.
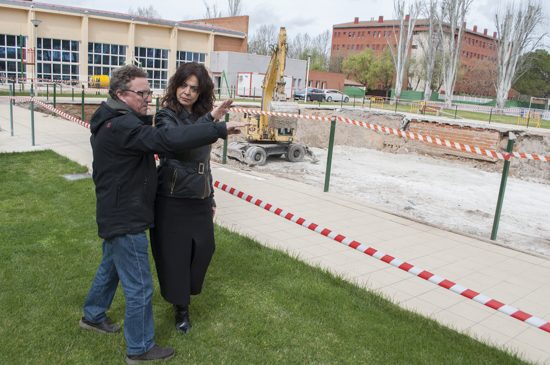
[322,89,349,103]
[293,87,325,102]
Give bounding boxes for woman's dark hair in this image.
[162,62,215,116]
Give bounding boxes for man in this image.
[80,65,243,363]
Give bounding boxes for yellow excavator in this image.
[227,27,314,165]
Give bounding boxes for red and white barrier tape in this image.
[9,96,90,129]
[231,107,550,163]
[214,180,550,334]
[7,97,550,163]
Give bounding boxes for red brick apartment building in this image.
[331,16,498,92]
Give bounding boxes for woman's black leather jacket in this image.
[155,107,216,203]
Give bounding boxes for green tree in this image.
[371,48,395,91]
[513,49,550,98]
[342,49,376,87]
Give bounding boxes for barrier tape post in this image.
[46,84,49,101]
[71,86,74,102]
[489,107,493,124]
[324,117,337,192]
[81,85,85,122]
[30,95,36,146]
[222,114,229,164]
[9,84,14,136]
[53,83,57,109]
[491,132,516,240]
[454,105,458,119]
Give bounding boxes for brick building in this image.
[331,16,498,94]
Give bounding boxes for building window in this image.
[176,51,206,67]
[88,42,126,77]
[135,47,169,90]
[0,34,27,81]
[37,37,79,81]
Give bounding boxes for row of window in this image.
[0,33,207,87]
[462,51,497,62]
[334,30,396,39]
[0,35,26,80]
[333,43,388,51]
[465,37,496,50]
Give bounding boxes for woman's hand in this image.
[211,99,233,120]
[226,121,248,135]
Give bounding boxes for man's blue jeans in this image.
[83,232,155,356]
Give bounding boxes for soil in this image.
[214,107,550,258]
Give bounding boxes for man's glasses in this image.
[124,89,154,98]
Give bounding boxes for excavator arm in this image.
[258,27,288,135]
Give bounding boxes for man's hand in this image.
[211,99,233,120]
[226,121,247,135]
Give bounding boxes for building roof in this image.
[333,17,496,39]
[334,18,430,29]
[0,0,246,38]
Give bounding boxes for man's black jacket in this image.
[90,99,227,239]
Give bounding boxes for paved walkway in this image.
[1,98,549,364]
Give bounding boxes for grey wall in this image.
[209,51,307,93]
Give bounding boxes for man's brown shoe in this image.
[126,345,175,364]
[79,317,121,334]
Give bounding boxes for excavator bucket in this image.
[226,141,250,163]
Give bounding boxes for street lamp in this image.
[304,54,311,103]
[30,18,42,93]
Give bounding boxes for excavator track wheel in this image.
[286,144,306,162]
[246,146,267,166]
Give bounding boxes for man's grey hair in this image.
[108,65,148,99]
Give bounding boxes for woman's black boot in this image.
[174,305,191,334]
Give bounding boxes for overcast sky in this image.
[36,0,549,42]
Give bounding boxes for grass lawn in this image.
[0,151,528,364]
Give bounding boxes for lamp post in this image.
[30,18,42,95]
[304,54,311,103]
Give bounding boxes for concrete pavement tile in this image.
[512,327,550,354]
[446,300,494,324]
[356,267,409,291]
[466,324,520,353]
[415,287,465,310]
[481,281,538,304]
[386,276,438,298]
[478,312,533,339]
[430,310,476,333]
[400,296,442,316]
[334,258,389,278]
[510,297,550,319]
[452,272,509,292]
[372,286,414,305]
[505,339,550,365]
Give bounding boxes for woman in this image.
[151,62,239,333]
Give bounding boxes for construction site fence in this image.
[5,96,549,243]
[4,94,550,335]
[3,77,549,129]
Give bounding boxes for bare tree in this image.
[438,0,472,107]
[128,5,160,19]
[494,1,545,109]
[418,0,441,101]
[387,0,420,100]
[203,0,223,18]
[227,0,243,16]
[248,24,277,55]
